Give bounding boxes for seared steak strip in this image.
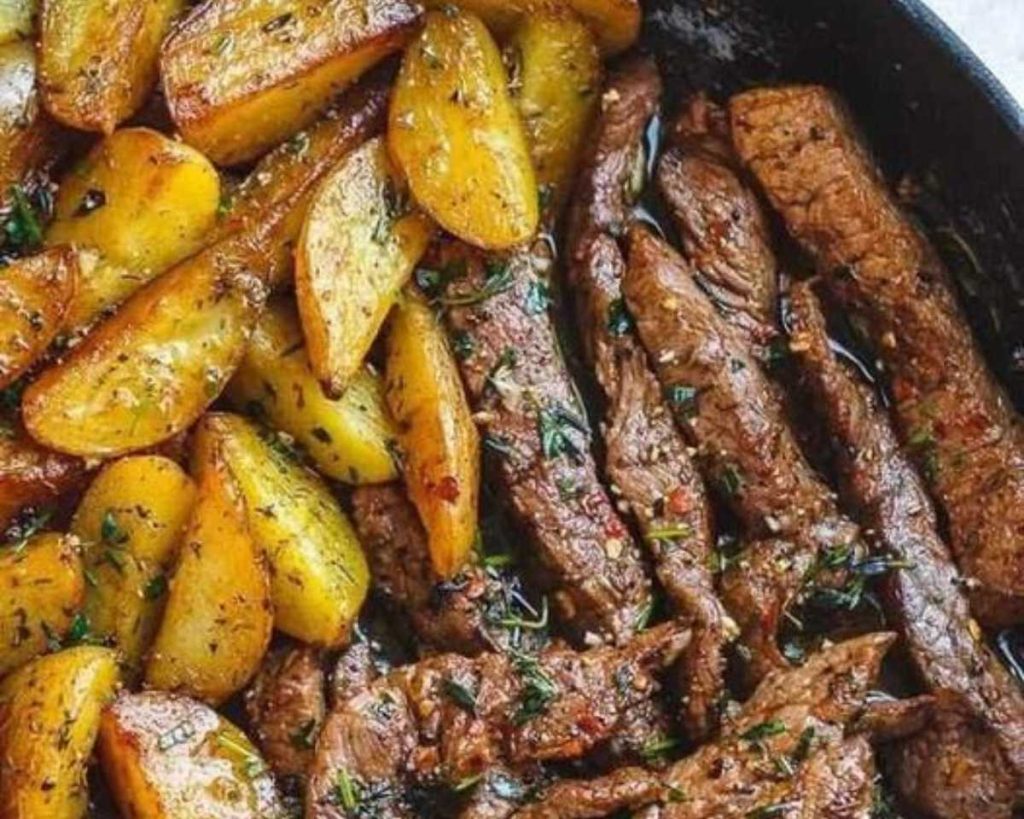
[566,57,726,738]
[624,226,864,680]
[730,85,1024,627]
[438,239,651,647]
[787,282,1024,792]
[657,94,778,350]
[306,621,692,818]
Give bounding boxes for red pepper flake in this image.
[435,475,460,502]
[890,376,913,403]
[667,487,692,516]
[604,516,628,540]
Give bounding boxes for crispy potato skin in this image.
[161,0,421,165]
[0,246,77,388]
[389,9,539,250]
[22,230,269,458]
[39,0,184,132]
[227,297,399,484]
[0,40,61,193]
[145,418,273,705]
[0,647,120,819]
[508,10,601,215]
[209,74,389,289]
[0,427,85,530]
[296,136,434,397]
[98,691,284,819]
[385,294,481,578]
[46,128,221,330]
[70,456,195,679]
[0,532,84,678]
[0,0,34,45]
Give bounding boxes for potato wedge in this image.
[39,0,183,133]
[0,246,77,388]
[0,425,85,530]
[22,229,270,458]
[70,456,195,679]
[385,293,480,577]
[0,0,35,44]
[389,9,538,250]
[145,416,273,704]
[227,296,399,484]
[202,413,370,647]
[46,128,221,329]
[508,10,600,216]
[297,136,434,397]
[99,691,284,818]
[0,646,119,819]
[0,532,85,677]
[209,73,389,289]
[0,40,61,194]
[161,0,420,165]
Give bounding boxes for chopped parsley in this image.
[607,298,634,336]
[511,651,558,725]
[451,330,475,361]
[442,677,477,715]
[525,278,551,315]
[665,384,699,417]
[740,719,787,744]
[144,574,168,600]
[290,719,319,750]
[157,719,196,751]
[440,259,513,306]
[537,403,588,462]
[101,510,129,545]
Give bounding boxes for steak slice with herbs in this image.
[624,226,864,681]
[566,57,726,739]
[730,85,1024,627]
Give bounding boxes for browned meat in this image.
[512,767,663,819]
[624,226,864,680]
[457,767,538,819]
[787,281,1024,797]
[730,85,1024,627]
[330,641,382,708]
[565,57,726,739]
[658,94,778,349]
[437,238,651,648]
[245,645,326,782]
[305,621,691,818]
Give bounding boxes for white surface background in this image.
[926,0,1024,104]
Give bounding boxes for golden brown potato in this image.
[0,425,85,530]
[161,0,421,165]
[227,297,399,484]
[0,0,35,44]
[203,413,370,647]
[296,136,434,397]
[39,0,184,133]
[385,293,480,578]
[508,10,601,216]
[0,40,61,194]
[0,246,77,388]
[0,646,119,819]
[0,532,85,677]
[389,8,539,250]
[46,128,221,330]
[98,691,284,818]
[145,416,273,704]
[70,456,195,679]
[208,73,389,289]
[22,229,270,458]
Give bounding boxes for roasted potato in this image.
[0,532,85,677]
[22,229,269,458]
[508,10,601,216]
[46,128,221,330]
[227,296,399,484]
[385,293,480,578]
[296,136,434,397]
[0,245,78,388]
[0,646,119,819]
[0,0,34,44]
[98,691,284,818]
[201,413,370,647]
[389,8,539,250]
[161,0,421,165]
[70,456,195,679]
[0,40,61,194]
[145,416,273,704]
[0,426,85,530]
[208,73,389,289]
[38,0,184,133]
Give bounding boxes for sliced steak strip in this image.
[787,282,1024,795]
[438,239,651,647]
[566,57,726,738]
[306,622,692,819]
[624,226,863,680]
[657,94,778,349]
[730,85,1024,627]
